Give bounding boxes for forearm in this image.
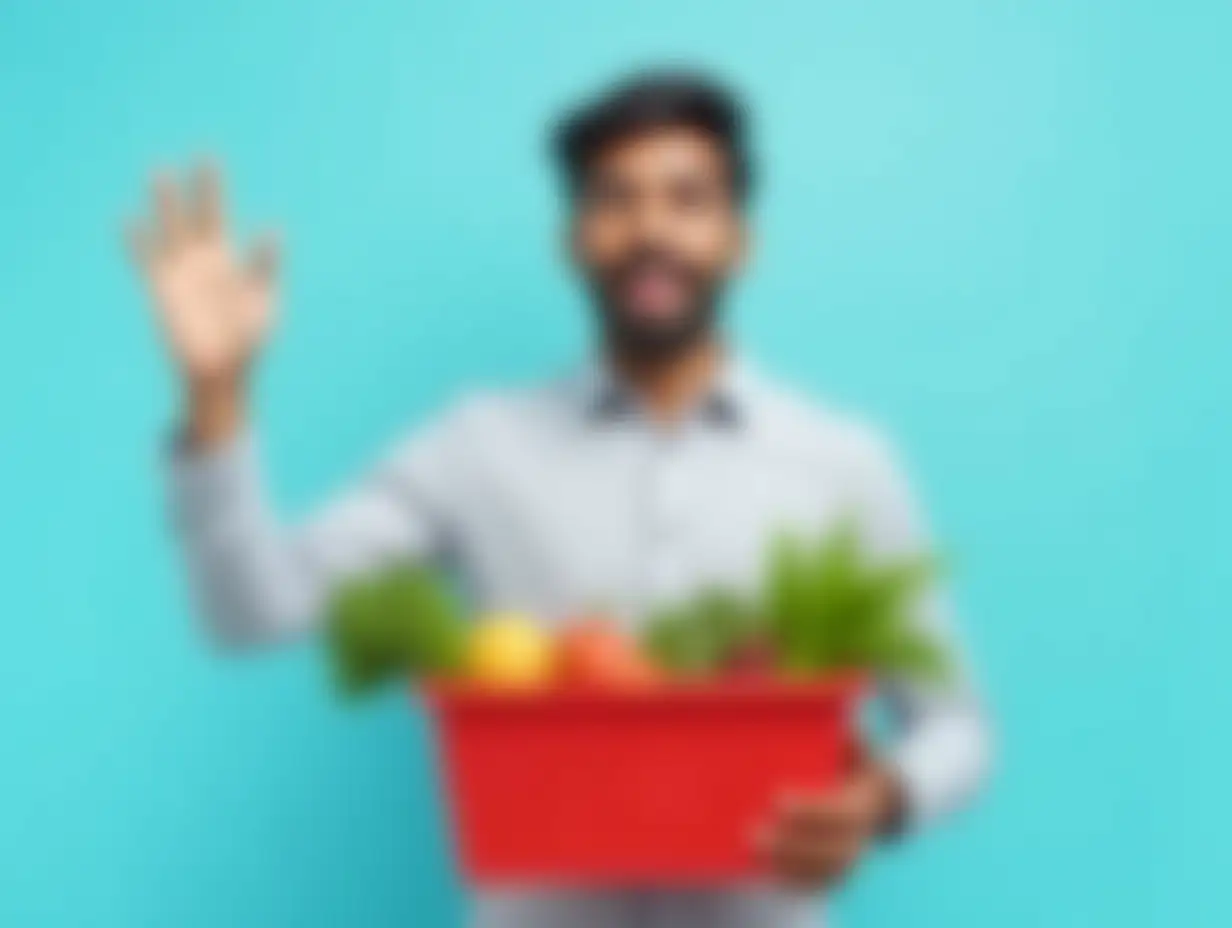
[170,433,322,647]
[168,419,447,648]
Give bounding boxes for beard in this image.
[586,247,726,362]
[596,292,720,361]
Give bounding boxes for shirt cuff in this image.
[885,736,941,830]
[167,432,260,527]
[883,699,989,831]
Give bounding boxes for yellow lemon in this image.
[465,612,555,689]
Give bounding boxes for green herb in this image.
[763,524,949,681]
[643,587,762,676]
[325,565,465,698]
[643,525,951,683]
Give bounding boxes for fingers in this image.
[126,159,226,263]
[774,791,868,838]
[153,172,189,252]
[753,786,879,891]
[125,218,157,270]
[246,229,281,284]
[188,159,226,238]
[756,821,859,890]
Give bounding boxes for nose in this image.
[626,195,677,249]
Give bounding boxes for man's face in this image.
[570,127,746,358]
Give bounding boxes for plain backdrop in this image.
[1,1,1228,925]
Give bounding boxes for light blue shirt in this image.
[169,359,990,927]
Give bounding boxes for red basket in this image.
[423,676,864,887]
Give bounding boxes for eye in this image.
[671,178,719,213]
[584,177,631,212]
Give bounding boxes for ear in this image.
[561,213,582,267]
[732,215,752,272]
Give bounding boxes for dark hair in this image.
[551,69,753,204]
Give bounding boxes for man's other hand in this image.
[755,760,905,891]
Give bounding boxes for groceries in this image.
[463,612,555,690]
[325,527,951,885]
[326,526,948,696]
[326,565,464,696]
[556,617,664,688]
[428,675,864,884]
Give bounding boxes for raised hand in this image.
[126,161,279,447]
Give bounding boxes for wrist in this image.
[852,761,907,838]
[184,375,246,450]
[869,764,907,837]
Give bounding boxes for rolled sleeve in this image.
[169,432,261,529]
[165,412,462,647]
[884,687,992,828]
[846,427,993,829]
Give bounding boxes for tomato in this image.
[557,617,662,689]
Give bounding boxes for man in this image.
[127,71,989,927]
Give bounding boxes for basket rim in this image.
[418,671,867,710]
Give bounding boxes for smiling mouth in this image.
[618,266,689,320]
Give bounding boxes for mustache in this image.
[604,247,697,283]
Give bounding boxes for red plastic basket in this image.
[423,676,864,887]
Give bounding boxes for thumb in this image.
[246,230,281,284]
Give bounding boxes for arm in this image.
[128,162,452,646]
[758,429,991,887]
[167,427,453,647]
[853,431,991,828]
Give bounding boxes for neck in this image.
[606,335,726,423]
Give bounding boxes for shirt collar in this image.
[576,353,758,429]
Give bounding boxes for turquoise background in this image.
[1,1,1228,925]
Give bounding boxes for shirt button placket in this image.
[640,427,688,609]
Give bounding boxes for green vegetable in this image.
[326,525,950,697]
[763,524,949,681]
[326,565,465,698]
[643,587,761,676]
[643,525,951,683]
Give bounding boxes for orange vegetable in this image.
[557,617,662,689]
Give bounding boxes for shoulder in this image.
[747,369,903,477]
[442,376,575,431]
[402,374,578,451]
[750,372,926,534]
